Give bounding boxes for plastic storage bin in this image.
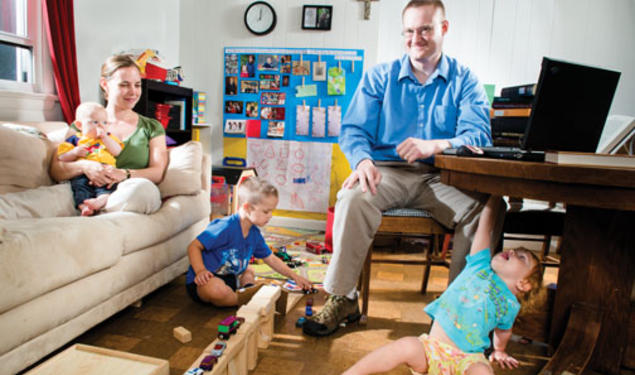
[211,176,229,217]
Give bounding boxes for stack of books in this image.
[490,84,536,146]
[193,91,207,125]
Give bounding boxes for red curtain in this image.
[43,0,80,124]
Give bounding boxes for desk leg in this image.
[550,206,635,375]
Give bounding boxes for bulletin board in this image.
[222,47,363,215]
[222,47,364,142]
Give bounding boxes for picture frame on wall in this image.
[302,5,332,30]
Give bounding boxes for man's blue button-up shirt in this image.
[339,54,492,169]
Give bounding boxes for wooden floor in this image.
[22,237,632,375]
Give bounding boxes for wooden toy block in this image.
[173,326,192,343]
[240,321,259,371]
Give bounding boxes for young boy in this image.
[57,102,123,216]
[343,196,544,375]
[186,177,313,307]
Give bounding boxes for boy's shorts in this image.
[185,273,239,304]
[409,334,491,375]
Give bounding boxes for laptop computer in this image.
[443,57,621,161]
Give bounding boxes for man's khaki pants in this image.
[323,164,503,296]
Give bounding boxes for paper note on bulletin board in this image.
[247,139,332,212]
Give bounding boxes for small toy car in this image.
[199,355,217,371]
[184,368,204,375]
[303,287,318,295]
[218,315,245,340]
[211,341,227,357]
[306,240,326,255]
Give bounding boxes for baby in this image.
[58,102,123,216]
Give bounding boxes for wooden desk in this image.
[434,155,635,375]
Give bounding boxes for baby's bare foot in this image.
[79,203,95,216]
[84,194,110,213]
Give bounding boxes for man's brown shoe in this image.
[303,294,360,337]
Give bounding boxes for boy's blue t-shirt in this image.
[424,249,520,353]
[185,214,272,284]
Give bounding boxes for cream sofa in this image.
[0,121,210,375]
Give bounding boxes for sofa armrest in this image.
[202,153,211,196]
[157,141,204,198]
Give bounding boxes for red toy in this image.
[306,240,327,255]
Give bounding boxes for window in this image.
[0,0,41,91]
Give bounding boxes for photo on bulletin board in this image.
[261,92,286,106]
[240,54,256,78]
[225,76,238,95]
[225,54,238,75]
[225,100,243,114]
[225,119,246,134]
[302,5,332,30]
[313,61,326,81]
[261,106,285,120]
[267,121,285,137]
[241,80,259,94]
[246,101,259,117]
[282,75,290,87]
[259,74,280,90]
[258,54,279,71]
[292,61,310,76]
[280,55,292,73]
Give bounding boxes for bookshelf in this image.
[134,79,193,146]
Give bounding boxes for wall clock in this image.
[244,1,277,36]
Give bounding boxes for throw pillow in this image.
[0,124,55,194]
[158,141,203,198]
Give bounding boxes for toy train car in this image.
[218,315,245,340]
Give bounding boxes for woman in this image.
[50,54,169,214]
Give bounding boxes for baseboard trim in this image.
[269,216,326,231]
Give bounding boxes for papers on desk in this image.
[544,151,635,169]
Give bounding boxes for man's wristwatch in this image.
[125,169,131,180]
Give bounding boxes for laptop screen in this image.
[523,58,621,152]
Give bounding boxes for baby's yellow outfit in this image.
[410,334,491,375]
[57,133,123,166]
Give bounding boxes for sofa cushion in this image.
[0,124,55,194]
[158,141,203,198]
[0,216,124,314]
[103,190,209,256]
[0,183,76,220]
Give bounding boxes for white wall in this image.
[74,0,180,103]
[377,0,635,117]
[178,0,381,165]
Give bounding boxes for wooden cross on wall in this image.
[357,0,379,20]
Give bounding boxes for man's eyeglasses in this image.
[401,24,437,38]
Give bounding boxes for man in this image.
[303,0,502,337]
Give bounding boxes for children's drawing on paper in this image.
[312,106,326,137]
[247,139,332,212]
[327,105,341,136]
[296,105,310,136]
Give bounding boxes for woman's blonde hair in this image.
[516,247,546,314]
[99,54,140,99]
[237,177,278,206]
